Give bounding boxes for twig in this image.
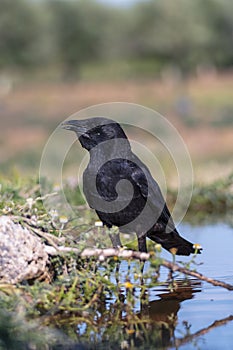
[25,224,60,250]
[35,191,59,202]
[161,259,233,291]
[45,245,80,255]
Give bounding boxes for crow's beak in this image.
[61,120,88,135]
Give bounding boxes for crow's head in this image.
[62,117,128,151]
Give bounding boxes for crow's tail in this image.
[147,229,202,256]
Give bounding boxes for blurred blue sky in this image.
[98,0,143,6]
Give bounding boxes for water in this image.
[88,222,233,349]
[166,222,233,350]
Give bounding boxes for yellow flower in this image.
[193,243,201,249]
[169,247,178,255]
[124,281,133,289]
[193,243,202,251]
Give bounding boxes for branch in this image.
[161,259,233,291]
[45,246,149,260]
[81,248,150,261]
[45,246,233,291]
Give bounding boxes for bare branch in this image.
[162,259,233,291]
[81,247,150,260]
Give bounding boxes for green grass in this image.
[167,172,233,224]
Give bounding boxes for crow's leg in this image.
[109,226,122,248]
[109,232,122,248]
[137,233,147,253]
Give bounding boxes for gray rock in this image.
[0,216,48,284]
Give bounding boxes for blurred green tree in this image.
[0,0,47,69]
[0,0,232,77]
[48,0,106,79]
[123,0,232,74]
[199,0,233,68]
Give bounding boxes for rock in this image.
[0,216,49,284]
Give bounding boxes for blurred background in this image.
[0,0,232,185]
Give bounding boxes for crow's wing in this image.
[83,154,175,232]
[131,153,176,233]
[130,154,202,256]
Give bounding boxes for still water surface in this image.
[157,222,233,350]
[100,222,233,350]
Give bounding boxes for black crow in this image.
[62,117,202,256]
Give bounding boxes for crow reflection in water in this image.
[137,280,201,348]
[62,117,202,256]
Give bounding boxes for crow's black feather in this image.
[62,117,202,256]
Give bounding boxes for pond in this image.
[1,222,233,350]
